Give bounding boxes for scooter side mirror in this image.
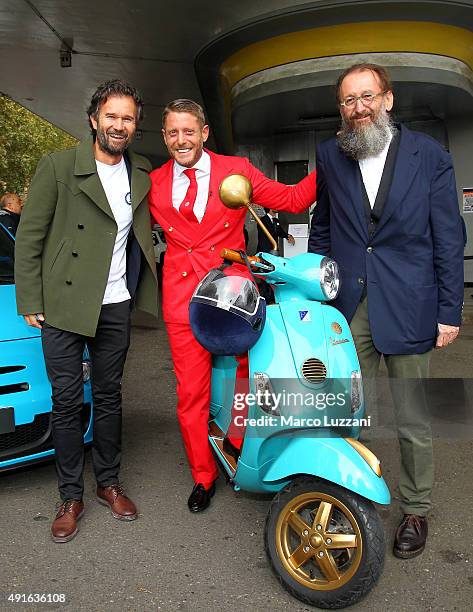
[219,174,277,251]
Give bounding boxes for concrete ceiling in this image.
[2,1,473,164]
[232,81,473,142]
[0,0,328,164]
[231,54,473,140]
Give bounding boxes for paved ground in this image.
[1,300,473,612]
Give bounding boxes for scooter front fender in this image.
[261,437,391,505]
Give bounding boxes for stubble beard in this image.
[96,127,131,157]
[337,105,395,160]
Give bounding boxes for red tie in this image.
[179,168,198,223]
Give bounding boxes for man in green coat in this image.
[15,80,158,543]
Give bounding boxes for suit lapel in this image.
[74,136,114,219]
[335,151,368,239]
[78,173,114,219]
[155,161,195,238]
[195,151,233,239]
[75,136,152,220]
[374,125,420,235]
[128,152,151,213]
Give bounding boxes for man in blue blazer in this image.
[309,63,464,559]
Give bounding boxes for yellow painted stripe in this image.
[221,21,473,88]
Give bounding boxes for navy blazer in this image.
[308,124,464,355]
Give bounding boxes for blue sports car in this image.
[0,222,93,471]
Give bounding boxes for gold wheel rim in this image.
[275,492,363,591]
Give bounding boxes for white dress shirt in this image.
[358,130,393,208]
[172,150,211,222]
[96,157,132,305]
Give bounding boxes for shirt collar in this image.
[174,150,210,177]
[95,156,125,170]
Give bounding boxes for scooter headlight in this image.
[351,370,363,414]
[320,257,340,300]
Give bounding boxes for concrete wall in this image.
[236,131,315,254]
[235,137,274,178]
[446,116,473,283]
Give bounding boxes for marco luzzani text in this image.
[232,390,371,428]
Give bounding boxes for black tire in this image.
[264,476,385,609]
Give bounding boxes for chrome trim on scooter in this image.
[345,438,382,477]
[301,358,327,384]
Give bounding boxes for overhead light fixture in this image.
[60,48,71,68]
[60,40,73,68]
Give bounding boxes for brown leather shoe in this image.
[96,484,137,521]
[393,514,428,559]
[51,499,84,543]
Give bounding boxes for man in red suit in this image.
[149,99,315,512]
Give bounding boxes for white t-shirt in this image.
[358,130,393,209]
[172,150,211,222]
[96,157,132,305]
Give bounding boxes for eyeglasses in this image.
[339,91,386,108]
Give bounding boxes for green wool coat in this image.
[15,136,158,336]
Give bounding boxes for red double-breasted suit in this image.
[149,150,315,488]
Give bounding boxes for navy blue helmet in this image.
[189,268,266,355]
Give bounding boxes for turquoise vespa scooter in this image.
[196,176,390,609]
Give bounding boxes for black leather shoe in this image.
[393,514,428,559]
[223,438,241,462]
[187,482,216,512]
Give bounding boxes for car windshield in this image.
[0,223,15,285]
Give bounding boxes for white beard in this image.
[337,107,395,160]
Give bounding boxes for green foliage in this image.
[0,95,77,196]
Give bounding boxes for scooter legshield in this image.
[260,436,391,505]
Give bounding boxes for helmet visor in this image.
[192,272,261,318]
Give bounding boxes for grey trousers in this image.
[350,297,433,516]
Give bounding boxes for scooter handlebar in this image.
[220,248,262,267]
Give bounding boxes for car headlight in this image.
[320,257,340,300]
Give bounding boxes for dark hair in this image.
[162,99,206,129]
[335,63,393,103]
[87,79,144,132]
